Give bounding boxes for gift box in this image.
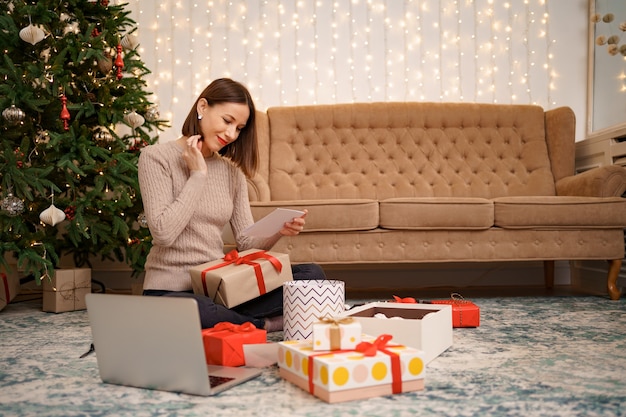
[278,334,425,403]
[190,249,293,308]
[202,322,267,367]
[1,266,21,311]
[340,302,452,364]
[283,280,345,341]
[42,268,91,313]
[312,316,361,351]
[393,294,480,328]
[431,295,480,328]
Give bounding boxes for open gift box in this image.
[278,334,425,403]
[340,302,452,364]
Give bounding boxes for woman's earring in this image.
[197,114,203,120]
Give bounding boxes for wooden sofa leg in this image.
[607,259,623,301]
[544,260,554,289]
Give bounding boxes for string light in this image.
[128,0,558,142]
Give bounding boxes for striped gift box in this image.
[283,280,345,341]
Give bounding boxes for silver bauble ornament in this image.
[93,126,114,142]
[1,193,25,216]
[145,106,160,122]
[2,105,26,125]
[137,212,149,228]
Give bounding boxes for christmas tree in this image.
[0,0,167,283]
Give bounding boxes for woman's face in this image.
[196,101,250,157]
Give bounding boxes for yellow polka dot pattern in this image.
[277,337,425,392]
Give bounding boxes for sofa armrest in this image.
[247,174,271,202]
[556,165,626,197]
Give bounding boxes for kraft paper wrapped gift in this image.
[1,266,21,311]
[312,317,361,351]
[190,249,293,308]
[278,334,425,403]
[340,302,452,364]
[42,268,91,313]
[202,322,267,367]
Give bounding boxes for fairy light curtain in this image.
[127,0,556,142]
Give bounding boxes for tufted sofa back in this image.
[260,102,559,201]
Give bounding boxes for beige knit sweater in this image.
[137,140,278,291]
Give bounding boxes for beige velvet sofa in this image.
[246,102,626,299]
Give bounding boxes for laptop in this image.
[85,293,263,396]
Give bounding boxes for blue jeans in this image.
[143,263,327,329]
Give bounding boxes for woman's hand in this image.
[279,209,308,236]
[182,135,207,174]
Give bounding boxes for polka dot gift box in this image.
[277,334,425,403]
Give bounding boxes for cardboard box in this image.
[278,334,425,403]
[1,266,21,311]
[202,322,266,367]
[190,249,293,308]
[340,302,452,364]
[312,317,361,351]
[42,268,91,313]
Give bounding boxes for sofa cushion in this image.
[250,199,379,232]
[493,196,626,229]
[266,102,556,201]
[380,197,493,230]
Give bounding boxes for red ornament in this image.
[100,0,109,6]
[60,94,70,131]
[114,44,124,80]
[91,28,100,37]
[64,206,76,220]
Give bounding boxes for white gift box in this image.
[312,317,361,351]
[283,280,345,340]
[340,302,453,363]
[278,334,425,403]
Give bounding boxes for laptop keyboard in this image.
[209,375,235,388]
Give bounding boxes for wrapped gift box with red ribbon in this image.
[1,266,21,312]
[278,334,425,403]
[312,316,362,351]
[42,268,91,313]
[202,322,267,367]
[190,249,293,308]
[393,294,480,328]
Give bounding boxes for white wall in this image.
[125,0,589,142]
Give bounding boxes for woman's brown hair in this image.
[181,78,258,178]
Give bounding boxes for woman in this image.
[138,78,326,331]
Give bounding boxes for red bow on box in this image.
[201,249,283,297]
[307,334,403,395]
[210,321,257,333]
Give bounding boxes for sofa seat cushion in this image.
[250,199,379,232]
[379,197,494,230]
[493,196,626,229]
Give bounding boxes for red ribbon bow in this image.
[210,321,257,333]
[307,334,403,395]
[393,295,417,303]
[201,249,283,298]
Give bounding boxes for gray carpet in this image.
[1,295,625,417]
